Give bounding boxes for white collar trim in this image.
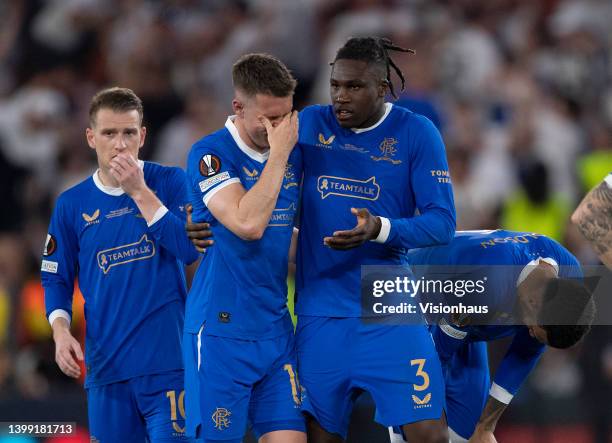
[93,160,144,196]
[225,116,269,163]
[351,102,392,134]
[516,257,559,287]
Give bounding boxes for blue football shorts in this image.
[389,340,490,442]
[184,326,305,442]
[296,316,445,439]
[87,369,191,442]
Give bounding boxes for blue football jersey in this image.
[295,104,456,317]
[407,230,583,397]
[185,117,301,339]
[42,162,198,387]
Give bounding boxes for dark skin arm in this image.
[468,396,507,442]
[323,208,382,250]
[185,204,214,253]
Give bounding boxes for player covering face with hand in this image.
[183,54,305,443]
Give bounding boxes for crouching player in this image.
[390,230,595,442]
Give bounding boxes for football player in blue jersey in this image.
[183,54,305,443]
[294,37,455,443]
[572,173,612,269]
[42,87,205,442]
[389,230,595,443]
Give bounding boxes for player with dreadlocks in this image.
[294,36,455,442]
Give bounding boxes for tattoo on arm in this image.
[575,182,612,258]
[477,396,508,431]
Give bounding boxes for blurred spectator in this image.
[502,160,572,242]
[393,28,445,130]
[154,90,225,168]
[438,2,502,101]
[577,121,612,192]
[0,77,69,186]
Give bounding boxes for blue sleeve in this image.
[493,327,546,395]
[147,167,199,265]
[41,196,78,319]
[385,116,456,249]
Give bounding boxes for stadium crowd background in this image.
[0,0,610,442]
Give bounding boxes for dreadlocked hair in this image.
[333,37,415,98]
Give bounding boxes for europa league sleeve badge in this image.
[199,154,222,177]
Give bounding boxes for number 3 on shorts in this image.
[410,359,430,392]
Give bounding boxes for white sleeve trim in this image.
[516,257,559,287]
[48,309,71,327]
[372,216,391,243]
[605,174,612,188]
[489,382,514,404]
[439,317,468,340]
[147,205,169,227]
[202,177,241,207]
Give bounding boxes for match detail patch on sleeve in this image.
[41,260,59,273]
[199,171,231,193]
[43,233,57,256]
[199,154,222,177]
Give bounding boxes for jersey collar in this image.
[225,116,269,163]
[92,160,144,196]
[350,102,393,134]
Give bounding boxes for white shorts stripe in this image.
[197,324,204,371]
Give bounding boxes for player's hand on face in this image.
[261,111,298,157]
[185,204,213,253]
[324,208,382,250]
[53,329,83,379]
[109,153,146,196]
